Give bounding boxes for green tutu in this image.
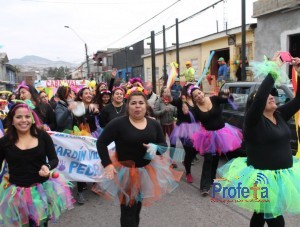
[215,157,300,219]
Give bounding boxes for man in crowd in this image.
[217,57,228,87]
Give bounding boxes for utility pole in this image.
[64,26,90,78]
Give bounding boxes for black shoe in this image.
[77,192,86,205]
[193,155,200,163]
[200,189,210,196]
[82,182,88,190]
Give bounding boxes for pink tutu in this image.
[192,123,243,155]
[170,122,201,146]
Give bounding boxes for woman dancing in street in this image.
[190,86,243,195]
[95,88,182,227]
[0,102,73,226]
[217,56,300,227]
[169,83,200,183]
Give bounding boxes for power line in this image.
[106,0,224,55]
[102,0,182,49]
[21,0,126,4]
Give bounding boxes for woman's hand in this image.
[219,88,230,98]
[111,68,117,78]
[104,164,117,180]
[143,143,157,158]
[182,102,189,115]
[39,165,50,177]
[68,102,77,111]
[292,57,300,74]
[89,103,99,114]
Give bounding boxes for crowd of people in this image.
[0,55,300,226]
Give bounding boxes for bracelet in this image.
[46,163,51,170]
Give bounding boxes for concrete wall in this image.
[254,9,300,61]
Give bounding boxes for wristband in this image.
[46,163,51,170]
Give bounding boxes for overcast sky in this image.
[0,0,256,63]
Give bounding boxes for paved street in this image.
[50,157,300,227]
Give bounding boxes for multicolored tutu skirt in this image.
[92,152,183,206]
[215,157,300,219]
[170,122,201,147]
[0,174,74,226]
[192,123,243,155]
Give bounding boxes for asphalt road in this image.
[50,157,300,227]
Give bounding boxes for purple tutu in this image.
[170,122,201,146]
[192,123,243,155]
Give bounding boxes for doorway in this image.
[210,48,230,80]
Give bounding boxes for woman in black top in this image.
[98,87,126,128]
[95,89,182,227]
[0,103,73,226]
[218,57,300,227]
[170,83,200,183]
[190,86,243,195]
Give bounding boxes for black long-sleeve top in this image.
[35,103,57,131]
[192,96,229,130]
[98,103,126,128]
[171,98,194,125]
[97,116,167,168]
[0,130,58,187]
[244,74,300,170]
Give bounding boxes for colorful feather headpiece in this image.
[129,77,144,86]
[249,56,289,86]
[125,86,148,99]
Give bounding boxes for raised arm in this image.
[278,58,300,120]
[245,74,275,127]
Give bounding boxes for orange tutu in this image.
[92,151,183,206]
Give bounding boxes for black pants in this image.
[77,182,86,193]
[200,153,219,190]
[183,145,198,174]
[250,212,285,227]
[29,218,48,227]
[120,202,142,227]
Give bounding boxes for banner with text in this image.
[50,132,114,182]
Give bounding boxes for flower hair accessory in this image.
[129,77,143,86]
[187,85,200,96]
[125,87,148,99]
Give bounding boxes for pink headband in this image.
[187,85,200,96]
[112,86,125,94]
[17,81,29,91]
[11,103,42,127]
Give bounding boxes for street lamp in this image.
[64,25,90,78]
[124,46,133,82]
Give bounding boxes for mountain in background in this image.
[9,55,77,68]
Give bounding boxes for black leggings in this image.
[250,213,285,227]
[120,202,142,227]
[29,218,48,227]
[183,145,198,174]
[77,182,86,193]
[200,153,219,190]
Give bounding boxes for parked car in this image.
[219,81,297,158]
